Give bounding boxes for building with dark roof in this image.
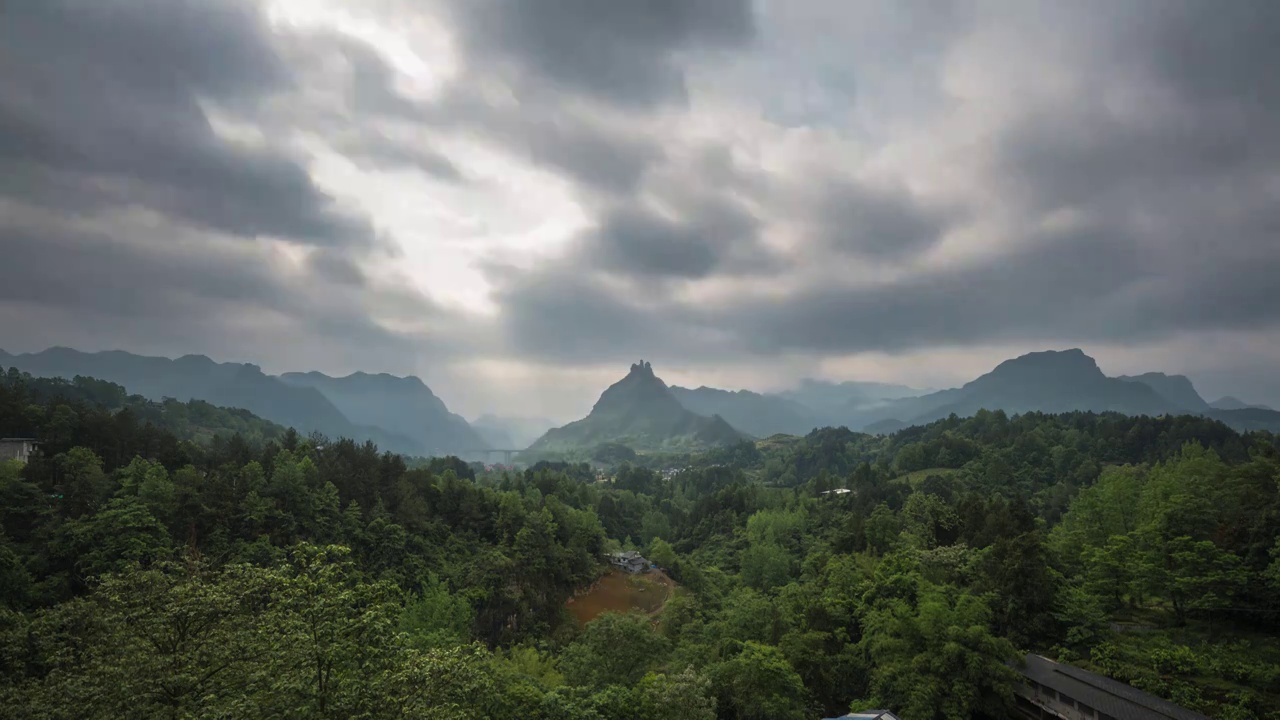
[606,550,650,574]
[1014,654,1212,720]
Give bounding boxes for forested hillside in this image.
[0,348,446,457]
[2,375,1278,719]
[1,368,289,448]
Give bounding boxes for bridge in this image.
[460,448,525,465]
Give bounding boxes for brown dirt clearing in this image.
[566,568,677,626]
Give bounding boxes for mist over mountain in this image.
[470,414,556,450]
[279,371,488,455]
[775,379,931,414]
[1210,396,1274,412]
[526,361,745,455]
[668,386,820,438]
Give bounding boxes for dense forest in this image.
[2,369,1279,719]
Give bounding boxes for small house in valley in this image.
[607,550,651,574]
[0,438,39,464]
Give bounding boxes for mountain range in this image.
[0,347,486,457]
[5,346,1277,460]
[666,349,1280,437]
[525,361,745,455]
[279,371,488,454]
[668,386,819,438]
[1209,396,1274,412]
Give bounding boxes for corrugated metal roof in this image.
[1018,654,1212,720]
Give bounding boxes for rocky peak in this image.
[629,360,654,378]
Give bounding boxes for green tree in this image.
[638,666,716,720]
[740,541,795,591]
[865,503,900,555]
[560,612,670,688]
[402,573,475,649]
[54,446,111,519]
[707,641,810,720]
[860,584,1017,720]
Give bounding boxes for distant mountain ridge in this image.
[1118,372,1210,411]
[850,349,1280,433]
[1210,396,1274,412]
[907,349,1177,423]
[671,349,1280,436]
[526,361,745,455]
[280,371,488,455]
[775,378,931,415]
[668,386,820,438]
[0,347,482,457]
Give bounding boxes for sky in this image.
[2,0,1279,422]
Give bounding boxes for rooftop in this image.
[1018,654,1212,720]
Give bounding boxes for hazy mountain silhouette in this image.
[874,349,1178,426]
[775,378,929,413]
[1209,396,1274,411]
[850,349,1280,433]
[279,371,487,455]
[669,386,820,438]
[526,361,745,454]
[1118,372,1209,411]
[0,348,424,455]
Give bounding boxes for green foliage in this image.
[0,549,496,719]
[560,611,670,688]
[402,573,476,649]
[2,372,1279,719]
[637,666,716,720]
[708,641,810,720]
[860,582,1018,720]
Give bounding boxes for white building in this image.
[0,438,39,464]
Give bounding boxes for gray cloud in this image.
[584,195,775,279]
[3,0,1280,412]
[0,0,435,375]
[0,0,373,247]
[445,0,756,108]
[806,179,954,259]
[716,222,1154,354]
[411,87,666,196]
[473,0,1280,374]
[338,129,465,182]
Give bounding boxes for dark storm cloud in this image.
[445,0,756,108]
[0,0,433,373]
[0,0,373,247]
[584,196,776,279]
[716,222,1154,354]
[807,180,954,259]
[0,209,425,364]
[481,0,1280,368]
[0,219,287,318]
[990,0,1280,216]
[412,86,666,196]
[484,263,734,364]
